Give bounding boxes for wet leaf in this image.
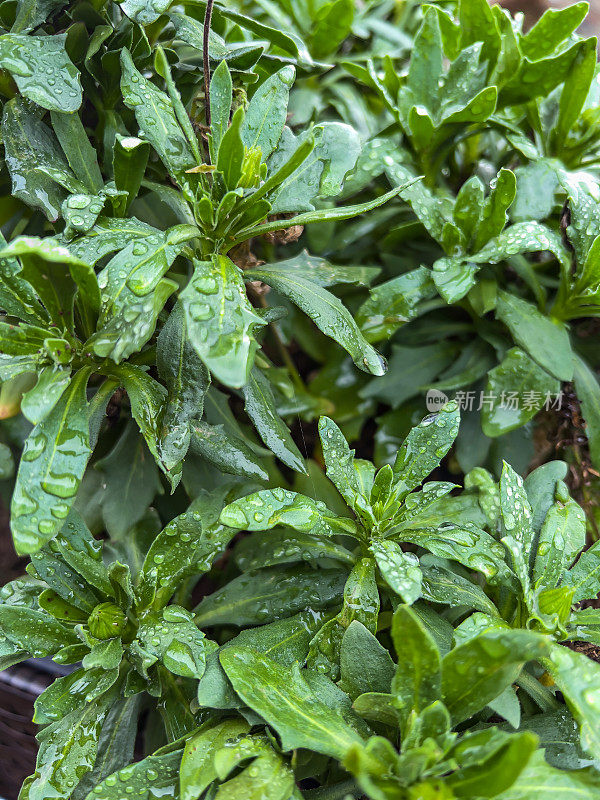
[11,368,92,555]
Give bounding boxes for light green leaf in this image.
[182,256,265,389]
[245,266,385,376]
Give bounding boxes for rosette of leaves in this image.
[0,2,414,557]
[0,497,241,800]
[213,402,509,678]
[305,0,600,479]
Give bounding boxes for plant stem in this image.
[203,0,214,133]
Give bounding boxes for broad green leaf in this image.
[242,368,306,473]
[420,560,499,616]
[119,0,170,24]
[108,364,166,472]
[120,49,196,181]
[241,67,295,160]
[500,461,534,549]
[339,621,395,700]
[442,629,550,723]
[482,348,559,436]
[220,647,365,758]
[2,97,69,220]
[137,605,208,679]
[12,0,67,33]
[245,266,385,376]
[21,365,72,425]
[180,720,251,800]
[89,225,195,362]
[234,529,355,571]
[72,696,142,800]
[0,33,81,112]
[0,605,78,657]
[533,492,585,591]
[189,420,269,481]
[474,168,517,250]
[27,694,115,800]
[357,267,435,343]
[194,565,347,628]
[137,504,233,610]
[220,489,358,538]
[370,540,422,605]
[496,291,573,381]
[391,604,440,731]
[182,256,265,389]
[544,643,600,758]
[318,416,372,510]
[520,3,588,60]
[83,748,182,800]
[11,368,92,555]
[495,749,600,799]
[392,401,460,495]
[307,558,379,677]
[563,539,600,604]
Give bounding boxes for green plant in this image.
[2,0,600,799]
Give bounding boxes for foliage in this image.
[2,0,600,799]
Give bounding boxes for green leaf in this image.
[137,504,233,611]
[216,106,245,190]
[307,558,379,677]
[420,560,500,616]
[220,647,366,758]
[27,694,115,800]
[533,492,585,591]
[392,401,460,495]
[391,604,440,732]
[0,605,78,657]
[108,364,166,472]
[241,67,295,160]
[564,539,600,603]
[89,225,195,363]
[119,0,170,25]
[2,97,69,220]
[120,49,196,182]
[339,621,395,700]
[220,489,358,538]
[209,61,233,160]
[544,643,600,758]
[370,540,422,605]
[11,368,93,555]
[182,256,265,389]
[83,747,182,800]
[180,720,251,800]
[242,367,306,473]
[482,348,559,436]
[234,529,355,571]
[189,419,269,482]
[0,33,81,112]
[318,416,372,511]
[113,135,150,214]
[494,749,600,799]
[442,629,550,723]
[357,267,435,343]
[245,266,385,376]
[157,302,210,481]
[496,291,573,381]
[51,111,103,195]
[94,423,161,539]
[573,354,600,468]
[137,605,208,679]
[194,565,347,628]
